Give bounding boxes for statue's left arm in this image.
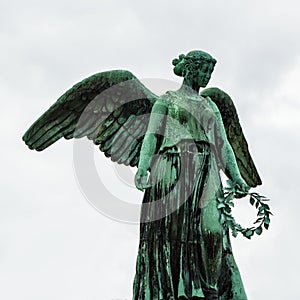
[212,103,250,192]
[201,87,262,188]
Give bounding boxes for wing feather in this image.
[23,70,158,167]
[34,114,78,150]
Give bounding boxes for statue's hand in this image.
[134,168,150,191]
[233,177,250,198]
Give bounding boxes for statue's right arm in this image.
[135,100,167,190]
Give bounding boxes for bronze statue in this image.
[23,50,262,299]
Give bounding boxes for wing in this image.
[23,70,158,167]
[200,87,262,187]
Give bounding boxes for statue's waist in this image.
[163,120,209,142]
[159,139,211,155]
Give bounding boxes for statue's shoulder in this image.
[198,91,219,113]
[153,91,177,109]
[159,90,185,105]
[159,90,177,102]
[149,92,174,114]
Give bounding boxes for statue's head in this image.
[172,50,217,88]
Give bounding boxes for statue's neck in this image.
[178,78,200,95]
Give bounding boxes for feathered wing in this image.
[200,87,262,187]
[23,70,158,167]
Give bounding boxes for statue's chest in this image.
[166,95,205,126]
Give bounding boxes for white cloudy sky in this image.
[1,0,300,299]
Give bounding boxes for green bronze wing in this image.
[22,70,158,167]
[200,87,262,187]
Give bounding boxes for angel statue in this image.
[23,50,262,300]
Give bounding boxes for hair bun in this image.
[172,58,180,66]
[172,54,186,77]
[172,54,185,66]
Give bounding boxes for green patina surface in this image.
[23,50,263,299]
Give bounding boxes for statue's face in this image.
[182,51,216,88]
[196,60,215,88]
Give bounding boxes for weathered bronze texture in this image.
[23,50,262,299]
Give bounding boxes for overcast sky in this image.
[1,0,300,299]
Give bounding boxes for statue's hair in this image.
[172,54,186,77]
[172,50,217,78]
